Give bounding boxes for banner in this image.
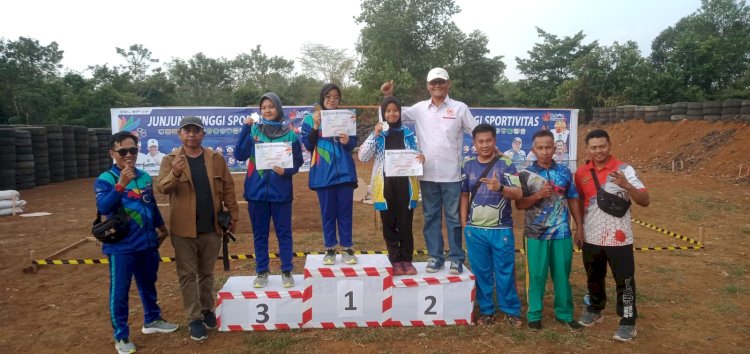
[464,108,579,171]
[111,106,577,176]
[110,107,316,175]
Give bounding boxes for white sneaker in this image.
[115,338,136,354]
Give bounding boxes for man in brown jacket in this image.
[157,116,239,341]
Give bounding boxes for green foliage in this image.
[650,0,750,100]
[516,28,597,107]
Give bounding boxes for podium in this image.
[302,254,392,328]
[215,255,477,330]
[387,262,475,326]
[216,275,305,331]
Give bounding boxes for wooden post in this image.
[699,227,703,246]
[11,195,17,216]
[672,160,675,172]
[740,164,744,177]
[680,160,684,171]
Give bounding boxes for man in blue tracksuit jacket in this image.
[94,131,177,354]
[235,92,303,288]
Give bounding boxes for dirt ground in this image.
[0,120,748,353]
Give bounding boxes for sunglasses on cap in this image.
[114,147,139,156]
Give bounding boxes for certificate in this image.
[255,142,293,170]
[321,109,356,137]
[384,150,423,177]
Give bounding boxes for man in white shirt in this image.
[381,68,477,274]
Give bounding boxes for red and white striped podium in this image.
[302,254,392,328]
[216,275,305,331]
[385,262,475,327]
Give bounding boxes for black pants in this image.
[380,176,414,263]
[582,243,637,325]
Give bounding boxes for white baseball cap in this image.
[147,138,158,147]
[426,67,449,82]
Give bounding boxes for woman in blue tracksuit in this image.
[94,131,178,354]
[300,83,359,265]
[235,92,303,288]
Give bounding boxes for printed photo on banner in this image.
[384,150,423,177]
[320,109,356,137]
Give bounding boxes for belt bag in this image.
[92,210,130,243]
[590,169,631,218]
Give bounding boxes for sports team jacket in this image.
[94,165,163,254]
[234,124,303,202]
[299,113,358,190]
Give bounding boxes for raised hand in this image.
[479,171,502,192]
[119,165,135,186]
[374,122,383,136]
[338,133,349,145]
[172,155,186,177]
[380,80,395,96]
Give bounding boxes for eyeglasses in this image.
[324,95,341,102]
[429,79,447,86]
[114,147,139,156]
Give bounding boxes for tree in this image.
[231,45,295,91]
[116,44,159,81]
[448,30,506,106]
[650,0,750,99]
[167,53,234,105]
[355,0,463,103]
[0,37,64,124]
[516,28,597,107]
[299,43,356,87]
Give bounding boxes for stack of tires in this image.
[615,106,624,122]
[87,129,100,177]
[0,128,16,190]
[73,126,89,178]
[644,106,659,123]
[621,105,636,121]
[686,102,703,120]
[633,106,645,121]
[14,129,35,190]
[604,107,616,122]
[45,126,66,183]
[658,104,672,121]
[670,102,688,121]
[742,100,750,121]
[61,126,77,180]
[95,129,112,173]
[16,127,49,186]
[703,101,722,121]
[722,99,743,120]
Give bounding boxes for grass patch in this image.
[539,329,563,343]
[711,302,739,315]
[726,264,749,278]
[243,331,307,352]
[508,328,528,343]
[653,266,672,274]
[722,284,747,295]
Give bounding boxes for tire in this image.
[15,153,34,162]
[671,102,688,115]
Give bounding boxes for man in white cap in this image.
[381,68,477,274]
[504,137,527,170]
[143,138,166,176]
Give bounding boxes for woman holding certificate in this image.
[358,96,424,275]
[300,83,359,265]
[235,92,303,288]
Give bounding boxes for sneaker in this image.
[556,318,584,330]
[323,248,337,265]
[613,325,637,342]
[391,262,405,276]
[189,319,208,341]
[578,309,604,327]
[253,271,269,288]
[505,315,523,329]
[401,261,418,275]
[115,338,136,354]
[476,314,494,325]
[341,248,358,264]
[202,310,217,330]
[281,271,295,288]
[141,318,179,334]
[527,320,542,332]
[425,258,444,273]
[449,260,464,275]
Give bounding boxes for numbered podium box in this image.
[216,275,305,331]
[302,254,392,328]
[386,262,475,326]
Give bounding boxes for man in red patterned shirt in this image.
[574,128,650,342]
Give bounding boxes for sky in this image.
[2,0,703,81]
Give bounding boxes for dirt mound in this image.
[579,120,750,178]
